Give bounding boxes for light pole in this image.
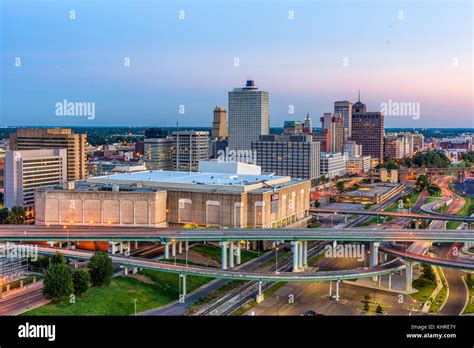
[274,247,279,273]
[185,237,188,268]
[276,295,279,316]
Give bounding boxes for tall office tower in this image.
[252,135,320,181]
[303,113,313,134]
[351,112,385,162]
[144,137,174,170]
[334,100,354,138]
[211,106,228,140]
[351,91,367,114]
[384,136,404,159]
[320,113,344,153]
[4,149,67,211]
[172,131,209,171]
[9,128,87,181]
[228,80,269,151]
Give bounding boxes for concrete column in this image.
[415,220,419,229]
[388,273,392,290]
[123,267,128,275]
[164,242,169,259]
[126,241,130,256]
[246,241,250,250]
[329,281,332,297]
[178,241,183,254]
[171,242,176,257]
[369,242,379,267]
[298,241,303,269]
[256,281,264,303]
[135,241,138,249]
[220,242,228,270]
[405,262,413,292]
[59,242,62,248]
[336,280,340,301]
[236,242,241,265]
[303,241,308,267]
[291,241,299,272]
[111,242,116,255]
[229,242,235,268]
[120,241,124,254]
[181,274,187,296]
[74,260,78,269]
[185,240,189,251]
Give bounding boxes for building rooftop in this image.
[86,170,301,193]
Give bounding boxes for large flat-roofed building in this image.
[337,182,405,205]
[251,134,320,181]
[35,168,311,229]
[346,155,371,175]
[144,137,174,170]
[9,128,87,181]
[5,149,67,211]
[35,182,168,227]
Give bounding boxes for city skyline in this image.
[1,0,472,128]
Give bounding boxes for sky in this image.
[0,0,472,128]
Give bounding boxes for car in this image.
[303,310,316,316]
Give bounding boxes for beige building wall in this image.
[35,189,167,227]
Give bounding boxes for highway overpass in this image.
[1,226,474,243]
[310,208,474,222]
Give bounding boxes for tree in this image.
[376,304,384,314]
[72,269,90,295]
[336,181,345,193]
[50,252,66,266]
[422,264,436,282]
[363,300,369,311]
[6,206,28,224]
[427,184,441,196]
[88,251,114,287]
[466,273,472,287]
[43,263,74,302]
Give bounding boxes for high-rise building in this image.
[303,113,313,134]
[351,94,384,162]
[334,100,354,138]
[9,128,87,181]
[412,132,424,153]
[144,137,174,170]
[252,134,320,181]
[320,152,347,178]
[320,113,344,153]
[384,136,404,159]
[346,156,371,175]
[211,106,228,140]
[172,131,209,171]
[4,148,67,211]
[228,80,269,151]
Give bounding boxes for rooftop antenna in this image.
[358,90,361,102]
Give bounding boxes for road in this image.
[0,283,47,316]
[438,244,467,315]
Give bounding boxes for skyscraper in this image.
[9,128,87,181]
[172,131,209,171]
[228,80,269,151]
[320,113,344,153]
[351,112,384,162]
[334,100,353,138]
[352,91,367,114]
[303,113,313,134]
[211,106,228,140]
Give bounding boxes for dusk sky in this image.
[1,0,472,128]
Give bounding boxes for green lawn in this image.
[462,275,474,315]
[447,197,472,230]
[429,267,447,313]
[191,244,260,264]
[23,269,211,316]
[411,277,437,303]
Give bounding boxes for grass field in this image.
[462,275,474,315]
[191,244,260,264]
[446,197,472,230]
[23,269,210,316]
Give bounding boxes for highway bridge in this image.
[310,208,474,223]
[1,226,474,243]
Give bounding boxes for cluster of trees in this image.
[461,152,474,164]
[401,151,450,168]
[0,206,30,224]
[42,251,114,302]
[414,174,430,192]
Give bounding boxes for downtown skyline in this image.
[1,0,472,128]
